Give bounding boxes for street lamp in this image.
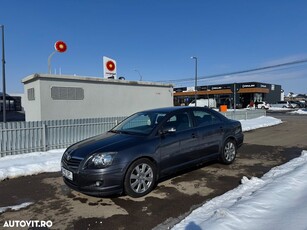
[1,25,6,122]
[134,69,143,81]
[191,56,198,106]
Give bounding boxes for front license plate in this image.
[62,167,73,181]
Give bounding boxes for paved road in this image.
[0,114,306,230]
[245,112,307,148]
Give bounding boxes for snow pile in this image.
[172,150,307,230]
[290,109,307,115]
[268,107,292,111]
[240,116,282,131]
[0,202,33,214]
[0,149,65,180]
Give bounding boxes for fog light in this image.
[95,181,102,187]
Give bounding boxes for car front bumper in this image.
[61,166,125,197]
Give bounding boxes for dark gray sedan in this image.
[61,106,244,197]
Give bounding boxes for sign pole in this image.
[48,41,67,74]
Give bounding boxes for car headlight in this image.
[87,152,117,169]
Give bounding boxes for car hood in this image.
[66,132,143,159]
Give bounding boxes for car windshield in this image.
[110,111,167,135]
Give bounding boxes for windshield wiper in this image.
[109,130,131,135]
[108,130,120,134]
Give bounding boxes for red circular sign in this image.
[54,41,67,53]
[106,60,115,71]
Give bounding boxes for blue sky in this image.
[1,0,307,94]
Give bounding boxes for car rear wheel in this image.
[220,139,237,164]
[124,158,156,198]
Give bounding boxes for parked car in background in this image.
[300,101,307,108]
[288,101,304,108]
[271,101,293,108]
[255,101,270,109]
[61,106,244,198]
[247,101,270,109]
[189,98,217,108]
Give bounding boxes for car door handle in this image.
[191,133,197,138]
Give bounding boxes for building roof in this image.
[22,73,173,88]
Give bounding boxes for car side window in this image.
[193,110,221,127]
[164,112,192,132]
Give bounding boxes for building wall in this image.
[264,84,282,103]
[174,82,282,108]
[22,74,173,121]
[23,79,42,120]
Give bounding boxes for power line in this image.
[160,58,307,84]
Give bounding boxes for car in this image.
[61,106,244,198]
[288,101,303,108]
[275,101,292,108]
[255,101,270,109]
[188,98,217,108]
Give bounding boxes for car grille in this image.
[62,154,83,170]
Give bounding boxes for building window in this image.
[27,88,35,101]
[51,87,84,100]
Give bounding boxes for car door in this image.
[192,109,224,158]
[158,111,199,173]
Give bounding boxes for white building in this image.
[22,74,173,121]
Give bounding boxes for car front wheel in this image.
[124,158,157,198]
[220,139,237,164]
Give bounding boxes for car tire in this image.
[220,139,237,165]
[124,158,157,198]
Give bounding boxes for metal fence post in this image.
[42,123,47,151]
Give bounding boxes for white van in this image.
[189,98,217,108]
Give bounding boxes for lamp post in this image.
[1,25,6,122]
[134,69,143,81]
[191,56,198,106]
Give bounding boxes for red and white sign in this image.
[103,56,117,79]
[54,41,67,53]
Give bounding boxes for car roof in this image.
[139,106,190,114]
[138,106,217,114]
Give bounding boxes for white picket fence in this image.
[0,110,266,157]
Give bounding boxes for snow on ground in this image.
[268,107,307,114]
[268,107,293,111]
[289,108,307,115]
[0,149,65,181]
[173,150,307,230]
[0,202,34,214]
[1,116,307,229]
[240,116,282,132]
